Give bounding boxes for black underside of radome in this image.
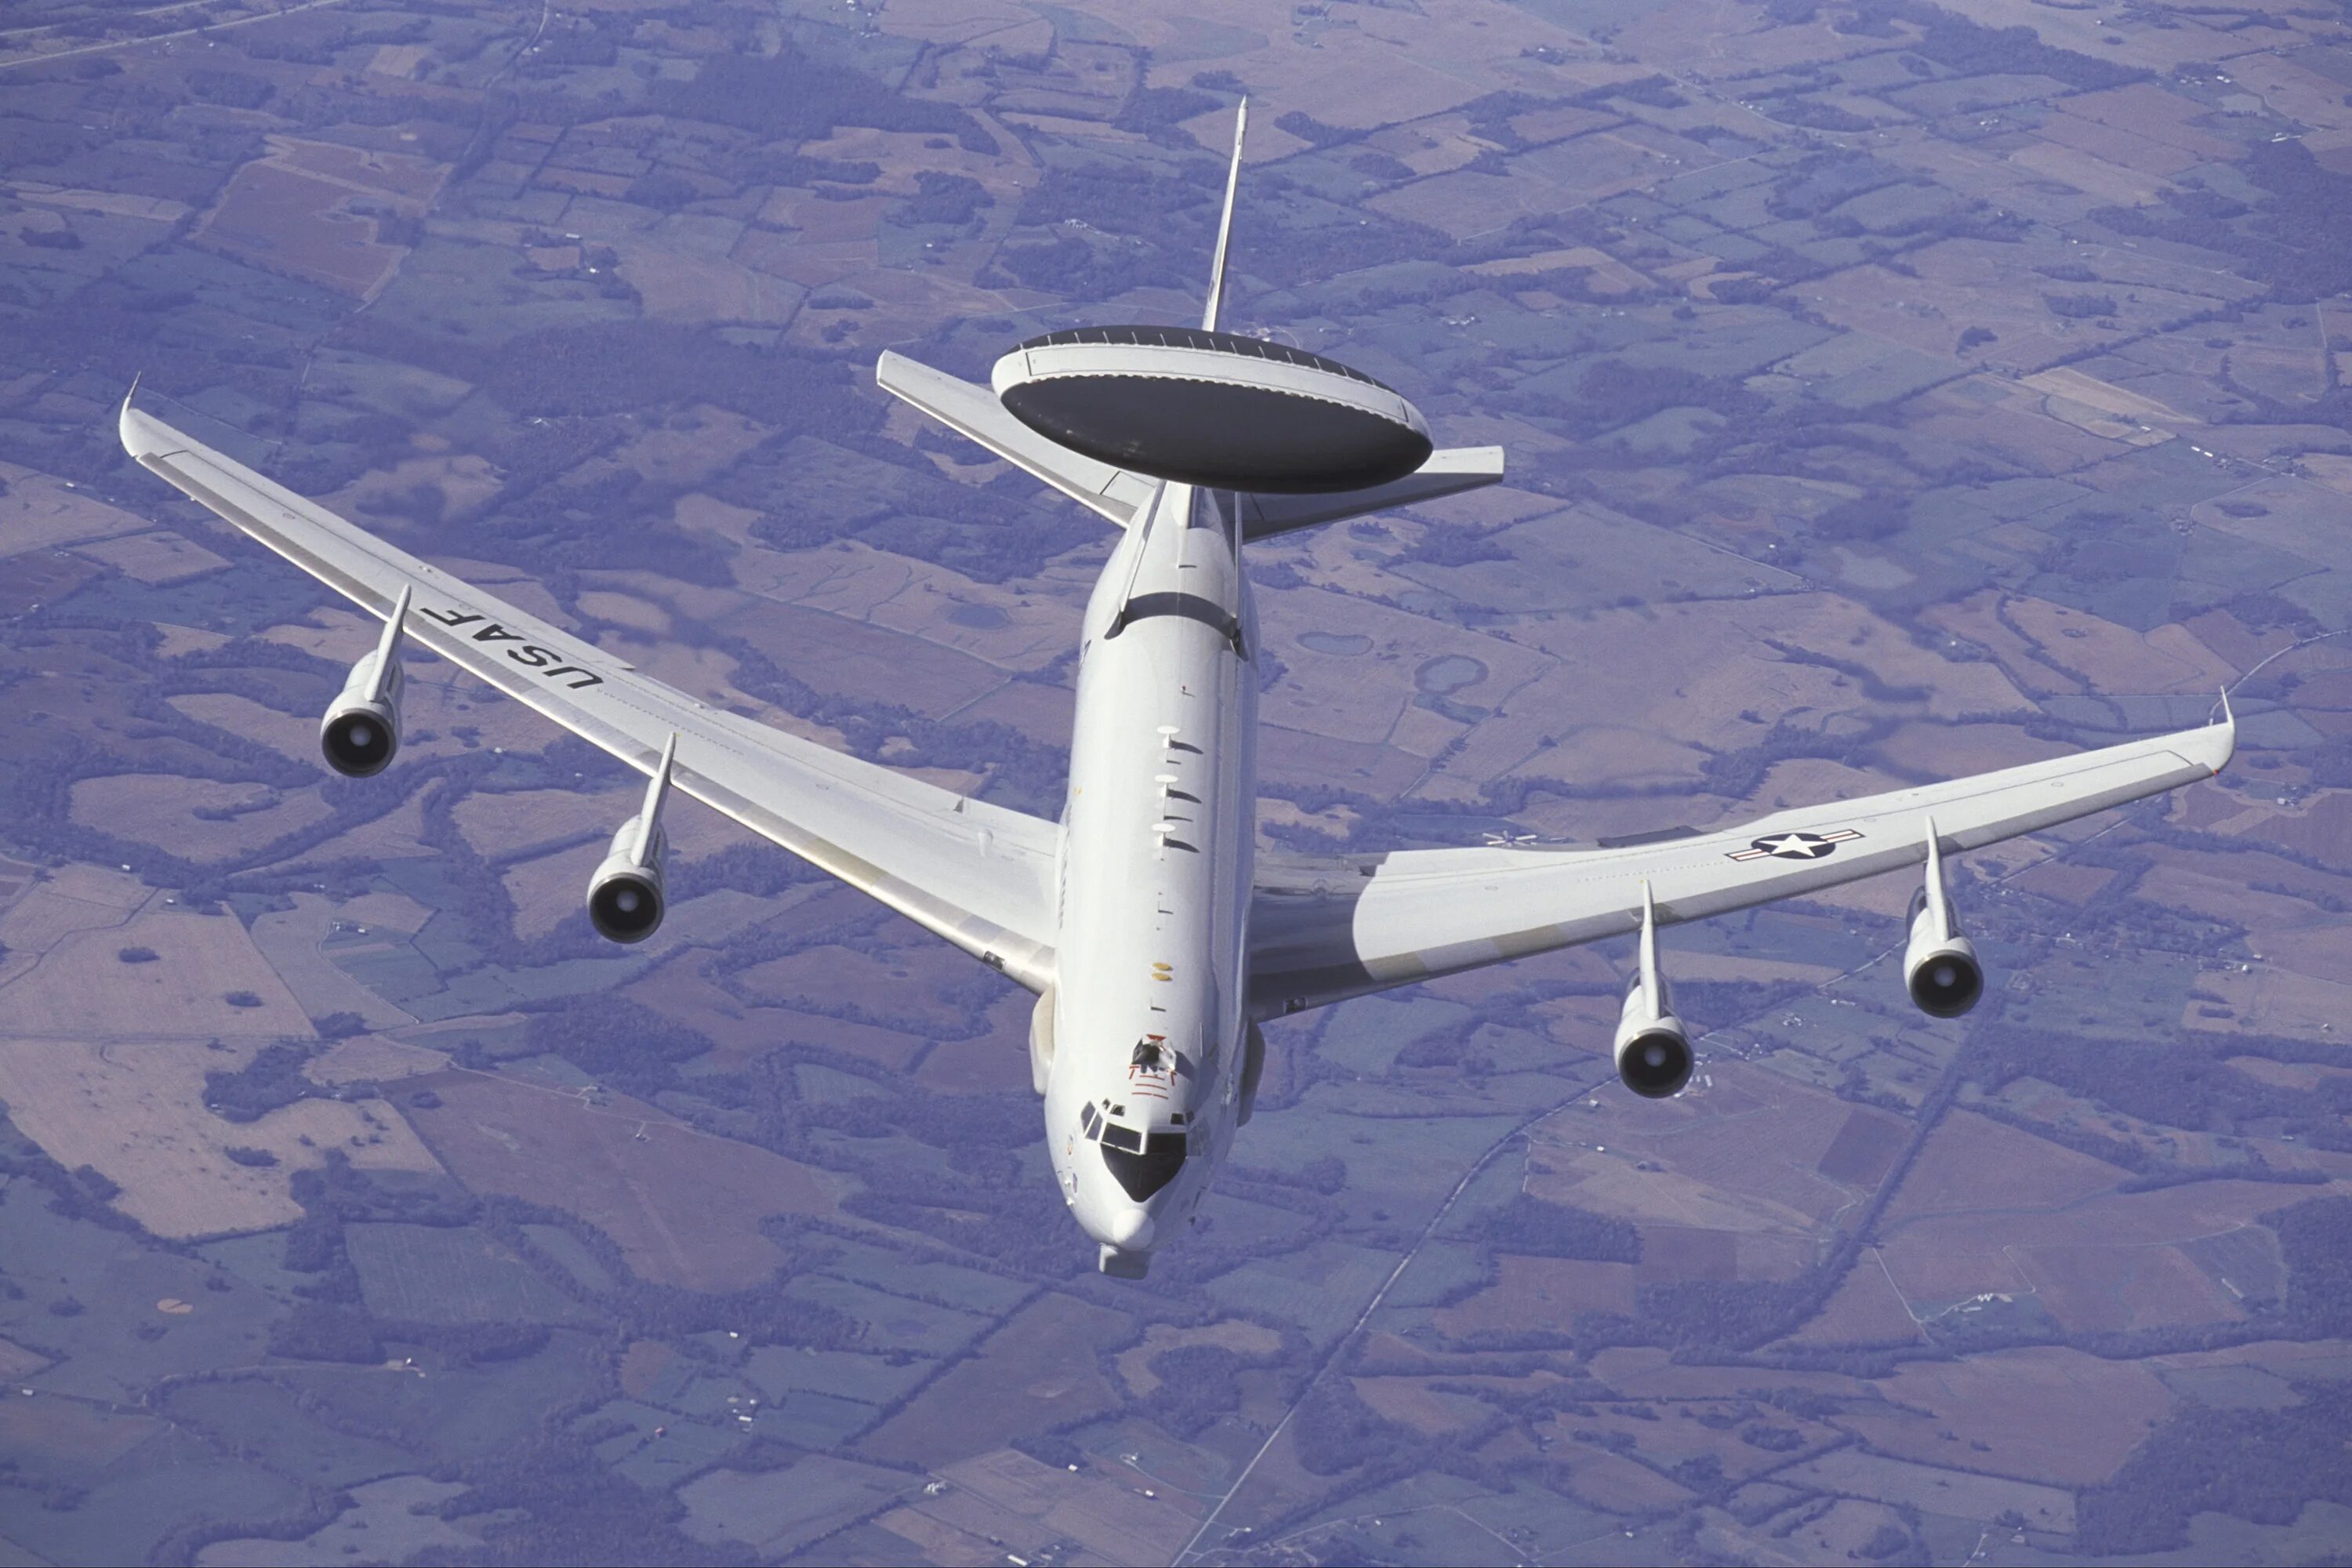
[1001,376,1432,494]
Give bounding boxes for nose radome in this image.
[1101,1207,1155,1251]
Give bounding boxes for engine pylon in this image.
[320,586,408,778]
[1904,815,1984,1018]
[1613,883,1693,1098]
[588,735,675,943]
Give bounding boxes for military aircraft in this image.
[120,107,2234,1276]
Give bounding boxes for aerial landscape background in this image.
[2,0,2352,1561]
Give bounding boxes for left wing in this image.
[119,398,1059,992]
[1247,713,2234,1018]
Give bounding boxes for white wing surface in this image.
[120,400,1058,992]
[1247,716,2234,1017]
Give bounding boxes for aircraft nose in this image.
[1070,1164,1156,1253]
[1100,1207,1155,1251]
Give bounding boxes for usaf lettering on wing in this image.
[415,605,604,690]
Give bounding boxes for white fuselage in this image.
[1046,482,1258,1264]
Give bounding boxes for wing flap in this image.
[1249,718,2232,1016]
[122,401,1059,990]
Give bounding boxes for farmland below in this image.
[2,0,2352,1563]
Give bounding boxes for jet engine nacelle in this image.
[1613,885,1693,1099]
[587,817,666,943]
[320,588,410,779]
[321,651,402,777]
[1904,891,1983,1018]
[1613,982,1693,1099]
[586,735,678,945]
[1904,820,1984,1018]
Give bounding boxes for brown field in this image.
[1588,1347,1876,1404]
[1351,1377,1492,1436]
[1881,1112,2122,1225]
[0,1036,440,1236]
[1885,1179,2323,1331]
[165,693,317,763]
[859,1294,1132,1469]
[924,1447,1200,1568]
[249,895,421,1031]
[70,775,332,864]
[72,528,230,585]
[1871,720,2071,784]
[307,1034,448,1085]
[1784,1260,1924,1347]
[2060,83,2239,162]
[1435,1255,1636,1338]
[2227,1056,2352,1091]
[1533,1063,1897,1234]
[330,454,506,530]
[1907,386,2124,476]
[719,597,1005,719]
[1842,1348,2169,1485]
[1369,165,1584,239]
[454,786,635,858]
[0,1399,158,1468]
[734,944,978,1036]
[1,902,312,1039]
[400,1069,838,1290]
[745,547,1082,676]
[1777,1448,2074,1533]
[2001,597,2237,692]
[1817,1107,1910,1189]
[0,468,150,555]
[912,997,1038,1096]
[2013,1242,2245,1336]
[1555,1443,1695,1510]
[0,864,147,958]
[198,163,408,296]
[612,238,805,325]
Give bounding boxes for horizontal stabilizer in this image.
[1232,446,1505,541]
[877,350,1159,529]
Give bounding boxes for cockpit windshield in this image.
[1076,1100,1188,1199]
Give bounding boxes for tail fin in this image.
[1202,100,1247,333]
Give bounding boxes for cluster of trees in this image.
[2100,142,2352,303]
[649,45,992,151]
[2075,1383,2352,1553]
[1962,1025,2352,1150]
[202,1042,339,1123]
[1477,1196,1641,1262]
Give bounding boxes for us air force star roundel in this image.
[1726,828,1864,862]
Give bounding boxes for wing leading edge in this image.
[1247,715,2234,1018]
[119,399,1058,992]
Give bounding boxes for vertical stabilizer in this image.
[1202,100,1248,332]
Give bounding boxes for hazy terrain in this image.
[2,0,2352,1563]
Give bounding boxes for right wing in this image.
[1248,714,2234,1018]
[120,399,1059,993]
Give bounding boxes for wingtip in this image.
[118,373,142,448]
[2201,686,2238,776]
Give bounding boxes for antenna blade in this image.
[1202,100,1248,332]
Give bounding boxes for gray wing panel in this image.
[122,401,1058,991]
[1248,718,2233,1017]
